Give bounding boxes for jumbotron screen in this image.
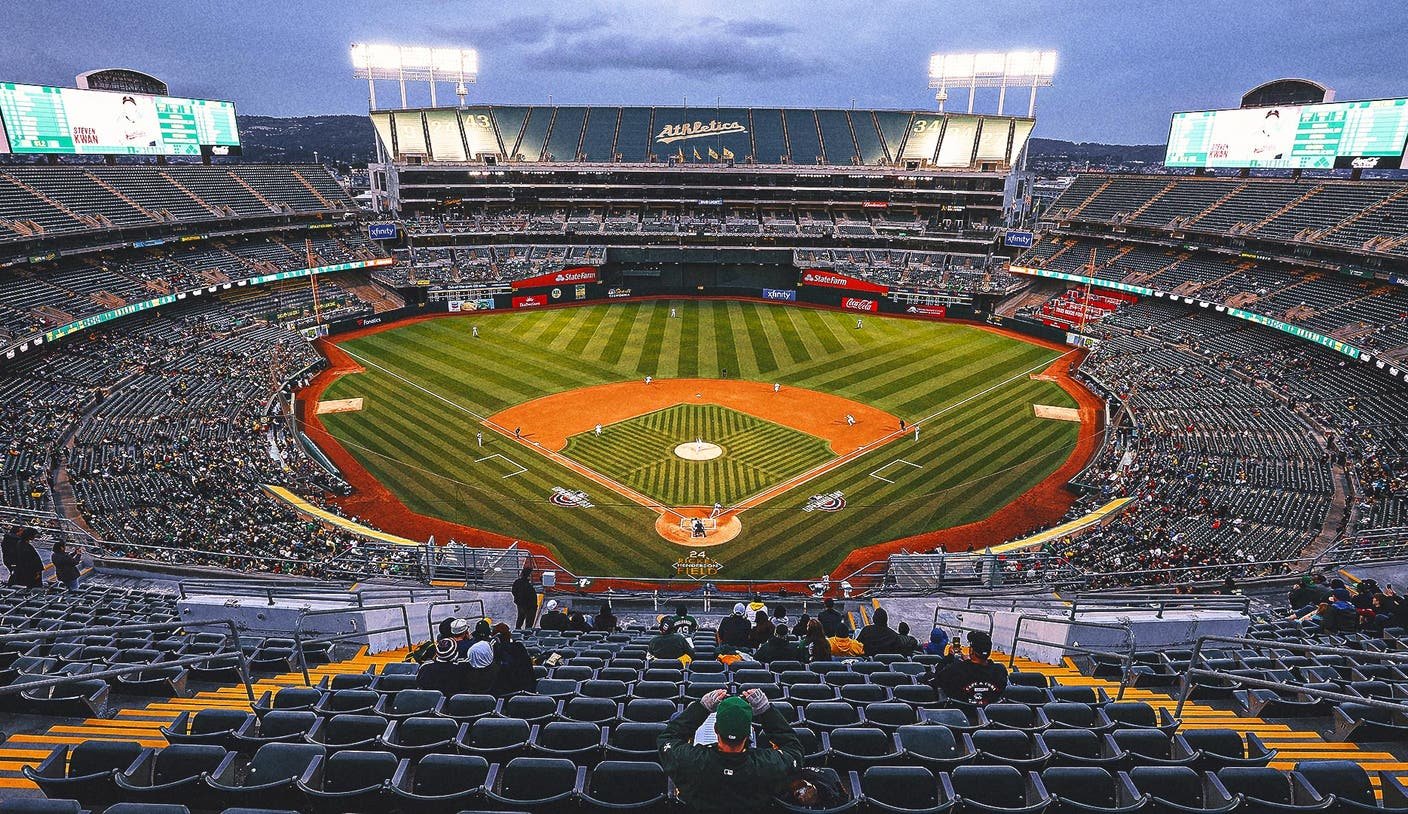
[1165,97,1408,170]
[0,82,240,156]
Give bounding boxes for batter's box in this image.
[869,459,923,484]
[475,453,528,479]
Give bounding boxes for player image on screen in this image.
[1250,108,1290,161]
[119,96,157,148]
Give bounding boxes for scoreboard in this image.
[1165,97,1408,170]
[0,82,241,156]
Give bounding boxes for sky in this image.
[2,0,1406,144]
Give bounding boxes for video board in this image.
[1165,98,1408,170]
[0,82,241,156]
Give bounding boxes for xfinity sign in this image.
[368,222,398,241]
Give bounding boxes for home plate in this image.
[1033,404,1080,422]
[316,398,364,415]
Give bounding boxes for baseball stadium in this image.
[4,8,1408,810]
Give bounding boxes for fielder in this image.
[773,382,780,393]
[472,325,479,337]
[645,375,653,385]
[914,426,920,442]
[670,307,677,318]
[476,431,483,447]
[845,414,855,426]
[856,318,863,329]
[594,424,602,436]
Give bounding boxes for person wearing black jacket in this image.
[817,598,851,638]
[1,526,22,580]
[856,607,905,657]
[928,631,1008,707]
[51,541,83,591]
[9,531,42,588]
[416,639,467,696]
[512,567,539,629]
[716,603,751,648]
[489,623,536,695]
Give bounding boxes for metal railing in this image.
[1174,634,1408,719]
[177,579,453,608]
[1007,614,1135,700]
[0,618,256,703]
[292,603,414,686]
[931,605,996,638]
[424,599,487,639]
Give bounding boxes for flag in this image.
[676,147,686,162]
[693,147,701,161]
[708,147,720,160]
[721,146,734,160]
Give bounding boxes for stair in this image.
[82,171,163,223]
[158,172,223,218]
[0,173,100,230]
[1126,181,1179,224]
[1008,653,1408,785]
[1063,179,1113,220]
[1184,181,1248,229]
[1248,184,1325,235]
[0,645,412,790]
[226,172,280,212]
[1316,185,1408,246]
[290,170,341,210]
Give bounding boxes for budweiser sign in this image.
[655,120,747,144]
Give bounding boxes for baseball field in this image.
[311,299,1086,580]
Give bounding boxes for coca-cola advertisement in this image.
[843,297,878,313]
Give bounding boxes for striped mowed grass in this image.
[561,403,834,507]
[318,299,1080,579]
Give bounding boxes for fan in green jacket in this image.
[658,688,803,814]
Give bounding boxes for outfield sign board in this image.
[511,267,599,290]
[842,297,879,313]
[368,222,398,241]
[512,294,545,308]
[904,304,947,318]
[800,269,890,294]
[761,288,797,301]
[1004,230,1034,248]
[0,81,240,156]
[1165,97,1408,170]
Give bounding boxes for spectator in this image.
[716,603,751,648]
[512,566,539,628]
[648,619,695,662]
[895,621,920,656]
[539,600,570,631]
[567,609,593,633]
[8,530,42,588]
[50,541,83,591]
[1,526,23,580]
[1287,575,1330,616]
[658,689,803,814]
[857,607,905,657]
[817,597,851,637]
[930,631,1008,707]
[448,618,472,659]
[748,610,775,649]
[489,623,536,696]
[472,618,494,642]
[415,639,466,696]
[804,619,832,663]
[923,626,950,656]
[669,604,699,638]
[463,640,499,693]
[791,613,812,639]
[754,627,806,665]
[770,604,789,630]
[594,602,618,632]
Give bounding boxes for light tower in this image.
[928,50,1058,116]
[350,43,478,110]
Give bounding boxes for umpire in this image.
[659,688,803,813]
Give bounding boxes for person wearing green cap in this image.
[658,687,803,813]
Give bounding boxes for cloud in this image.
[521,16,825,79]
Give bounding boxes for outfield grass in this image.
[318,300,1080,579]
[561,403,834,507]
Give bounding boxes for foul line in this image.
[335,345,687,521]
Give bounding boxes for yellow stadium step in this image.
[0,645,413,790]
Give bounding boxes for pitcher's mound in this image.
[674,440,723,461]
[656,511,742,547]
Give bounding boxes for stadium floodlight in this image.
[351,43,478,109]
[928,50,1057,116]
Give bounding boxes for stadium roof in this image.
[370,104,1034,170]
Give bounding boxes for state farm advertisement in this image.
[512,295,545,309]
[799,269,889,294]
[511,267,599,290]
[904,305,947,319]
[843,297,879,313]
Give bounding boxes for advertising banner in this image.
[368,222,398,241]
[761,288,798,301]
[902,304,947,318]
[842,297,879,313]
[510,266,599,290]
[800,269,890,294]
[607,287,633,299]
[512,294,545,309]
[1004,230,1034,248]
